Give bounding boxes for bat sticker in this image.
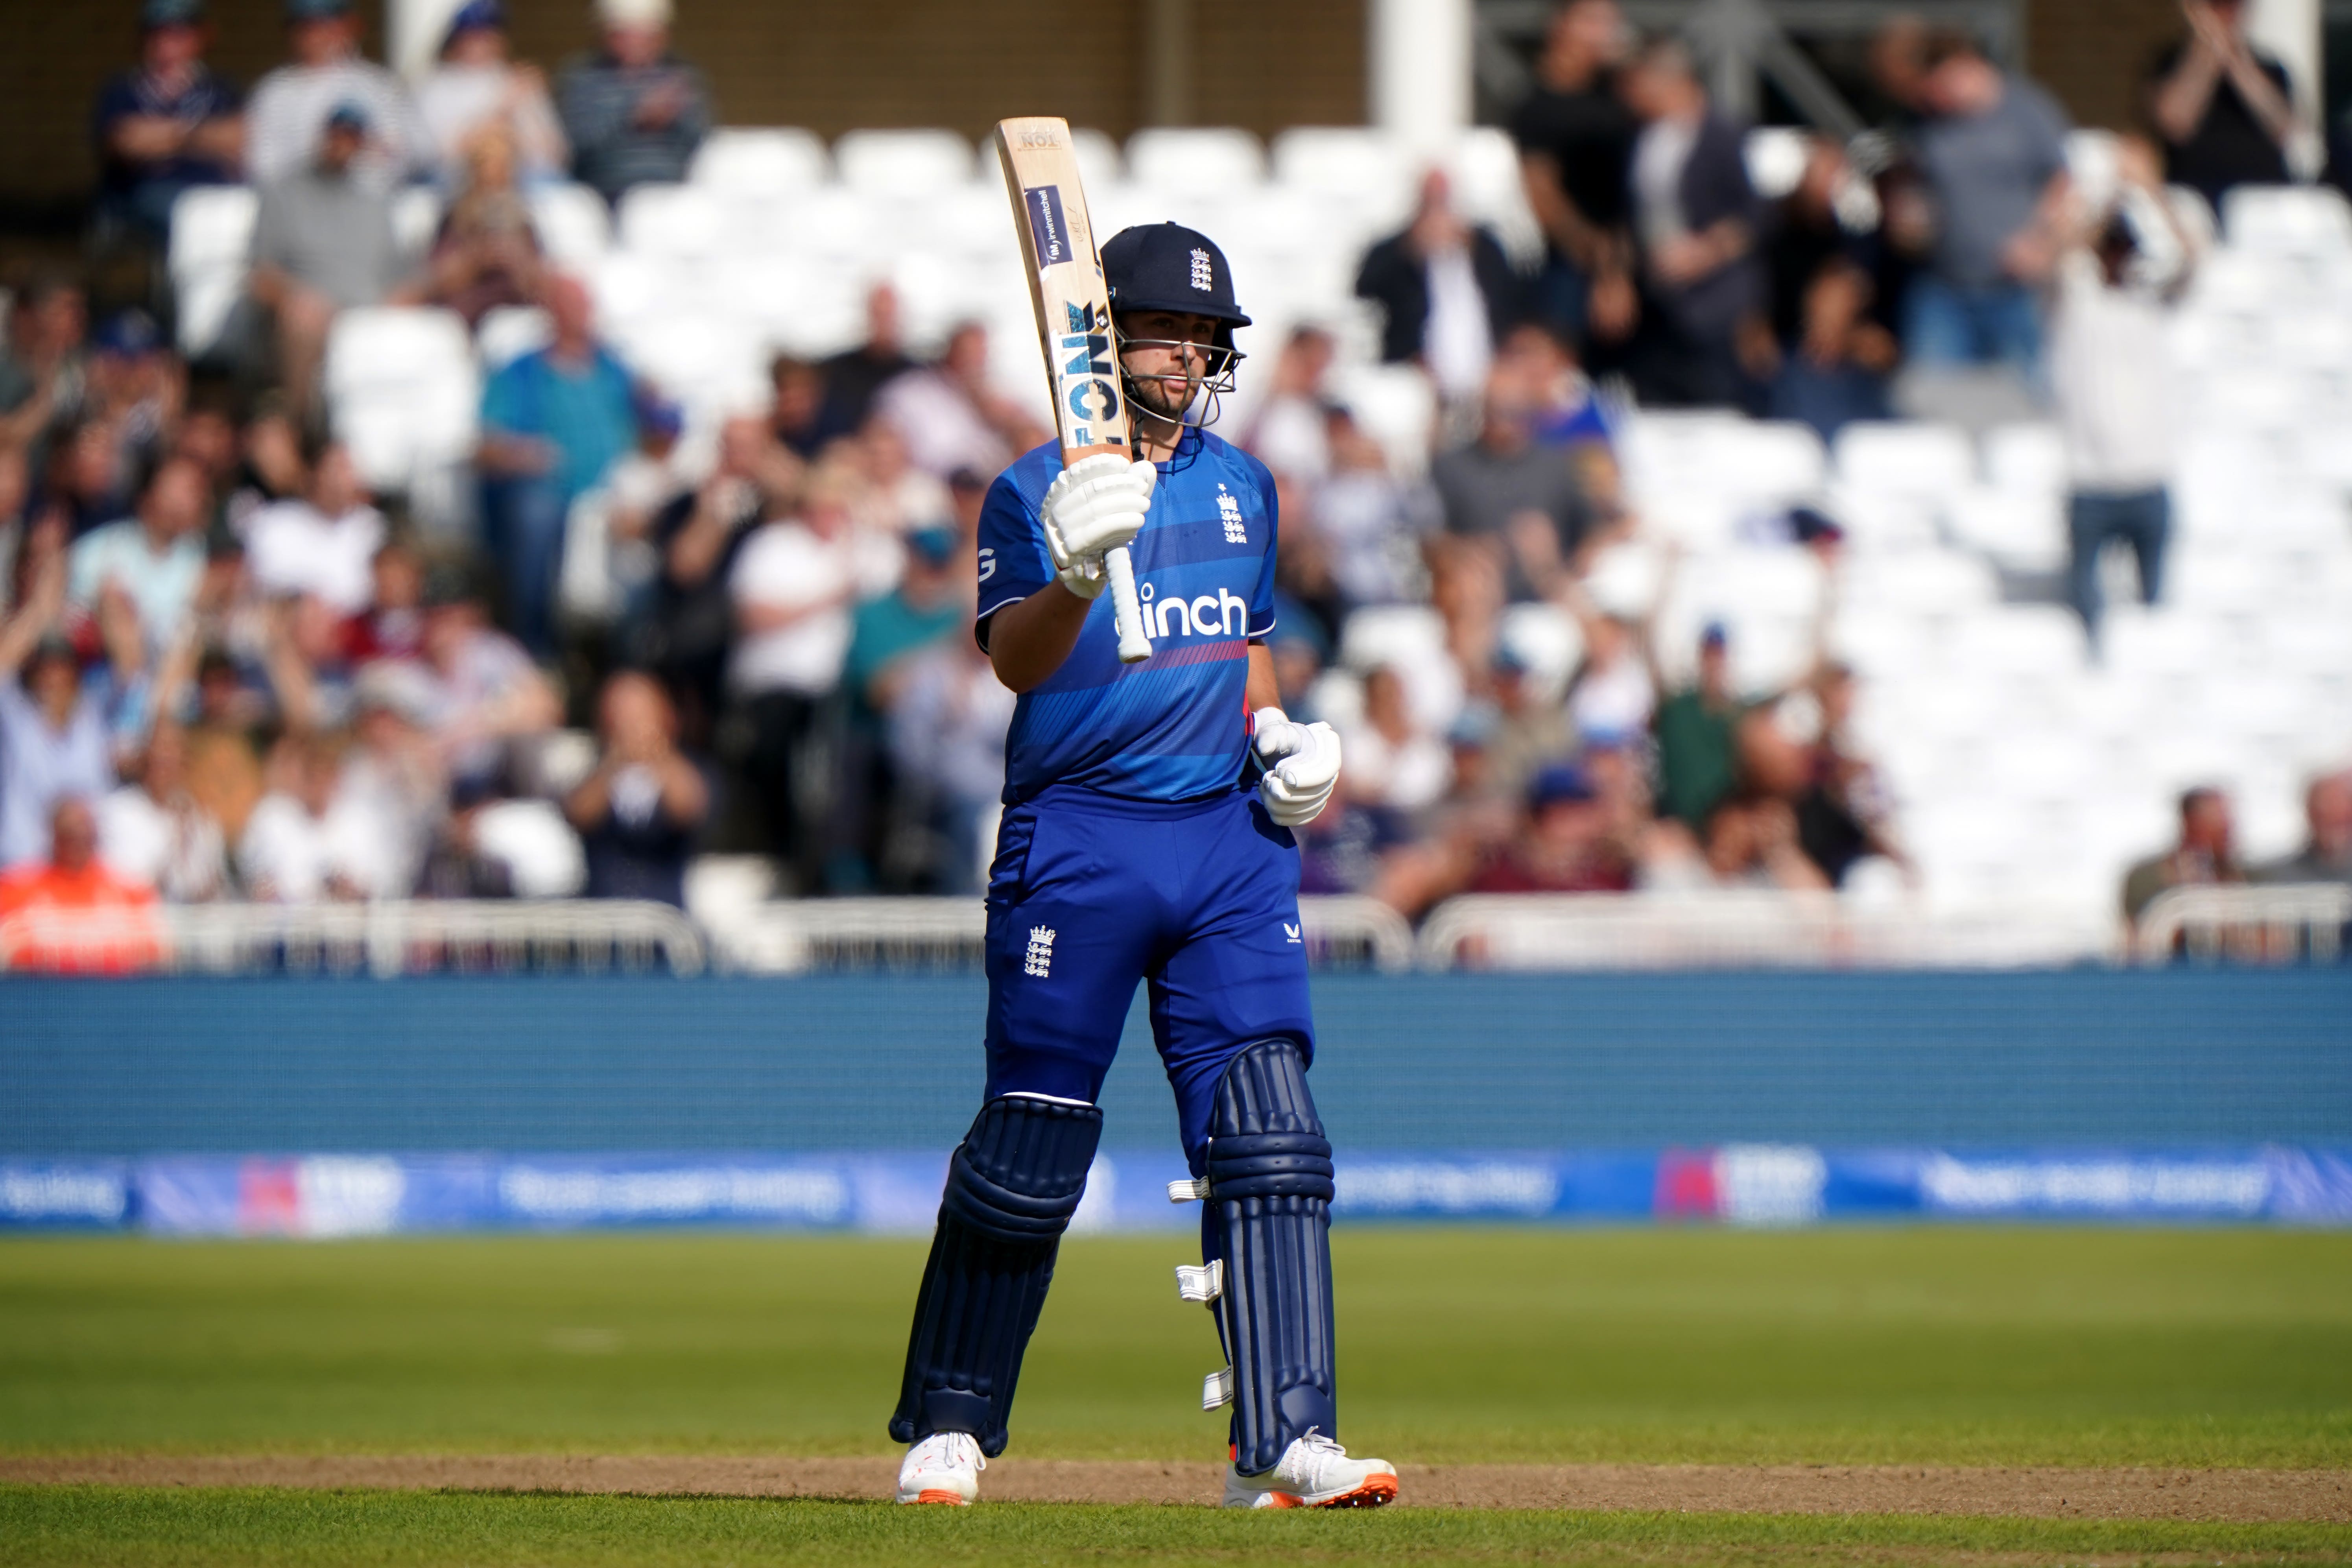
[1024,186,1072,269]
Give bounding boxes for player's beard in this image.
[1124,363,1201,427]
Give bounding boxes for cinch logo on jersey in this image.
[1054,301,1125,450]
[1218,485,1246,544]
[1024,926,1056,978]
[1137,582,1250,642]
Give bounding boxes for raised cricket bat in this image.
[993,116,1152,664]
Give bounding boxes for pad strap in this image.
[889,1094,1103,1455]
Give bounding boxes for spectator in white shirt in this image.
[67,453,210,660]
[874,322,1039,480]
[238,731,394,901]
[1345,663,1454,817]
[415,0,567,189]
[244,439,385,614]
[97,722,227,902]
[730,464,859,886]
[244,0,430,191]
[410,571,560,795]
[0,527,116,870]
[2052,135,2197,644]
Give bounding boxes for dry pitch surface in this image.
[3,1454,2348,1522]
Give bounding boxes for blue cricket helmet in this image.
[1100,223,1252,335]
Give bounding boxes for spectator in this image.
[769,354,828,457]
[347,538,427,663]
[563,670,707,905]
[0,529,115,870]
[1344,664,1454,817]
[835,525,965,889]
[2147,0,2299,212]
[2053,138,2195,644]
[1790,663,1907,887]
[246,101,415,419]
[1758,139,1898,440]
[1430,369,1594,600]
[0,798,164,973]
[1236,325,1337,482]
[1479,642,1574,807]
[0,278,90,459]
[1692,793,1831,891]
[1562,595,1655,747]
[38,421,132,540]
[874,321,1035,480]
[1315,407,1439,609]
[1471,763,1634,893]
[564,392,687,630]
[412,570,561,795]
[244,0,429,191]
[90,0,245,247]
[96,722,227,902]
[1905,31,2072,381]
[244,438,384,614]
[557,0,711,206]
[2255,771,2352,886]
[1354,170,1523,409]
[729,464,859,886]
[419,124,546,328]
[1651,620,1742,832]
[85,311,184,487]
[1510,0,1636,347]
[237,731,388,900]
[887,626,1014,895]
[224,395,308,532]
[478,274,636,655]
[1616,37,1764,410]
[415,0,566,188]
[818,284,917,442]
[67,453,209,660]
[2122,785,2242,926]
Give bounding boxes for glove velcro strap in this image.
[1207,1130,1336,1203]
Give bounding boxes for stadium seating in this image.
[164,129,2348,932]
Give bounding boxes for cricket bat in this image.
[993,116,1153,664]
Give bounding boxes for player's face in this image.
[1120,310,1222,422]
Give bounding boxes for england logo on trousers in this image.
[1024,927,1057,978]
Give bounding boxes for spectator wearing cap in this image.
[2255,771,2352,887]
[2147,0,2299,212]
[1615,37,1765,410]
[565,670,707,905]
[1651,620,1742,832]
[245,0,430,191]
[246,99,418,419]
[557,0,711,207]
[90,0,245,247]
[2053,137,2195,645]
[478,273,640,657]
[244,438,385,615]
[416,0,567,190]
[2123,786,2243,929]
[0,528,114,871]
[1903,30,2072,382]
[0,798,164,973]
[67,453,209,661]
[1354,170,1524,412]
[1471,763,1635,893]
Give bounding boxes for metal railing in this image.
[703,894,1417,974]
[1415,891,2121,970]
[2132,884,2352,966]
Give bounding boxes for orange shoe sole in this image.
[1263,1475,1399,1509]
[911,1489,971,1505]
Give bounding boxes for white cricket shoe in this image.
[895,1431,986,1505]
[1222,1431,1398,1509]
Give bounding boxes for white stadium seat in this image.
[1327,362,1437,478]
[323,308,479,531]
[528,182,611,270]
[1834,421,1976,497]
[2222,185,2352,256]
[1270,126,1414,229]
[1127,128,1265,198]
[1980,422,2066,496]
[690,127,829,196]
[474,305,551,369]
[615,183,731,263]
[391,186,443,258]
[1444,126,1542,263]
[834,129,975,196]
[168,186,258,355]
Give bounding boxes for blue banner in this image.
[7,1146,2348,1236]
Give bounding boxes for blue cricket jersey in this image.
[976,429,1278,806]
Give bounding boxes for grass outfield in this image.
[1,1227,2348,1467]
[6,1489,2352,1568]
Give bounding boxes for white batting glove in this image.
[1042,453,1156,598]
[1252,706,1342,827]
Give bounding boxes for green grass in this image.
[5,1489,2351,1568]
[2,1228,2349,1467]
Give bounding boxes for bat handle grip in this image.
[1105,546,1152,665]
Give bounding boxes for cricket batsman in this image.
[888,222,1397,1510]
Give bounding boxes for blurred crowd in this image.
[0,0,2348,956]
